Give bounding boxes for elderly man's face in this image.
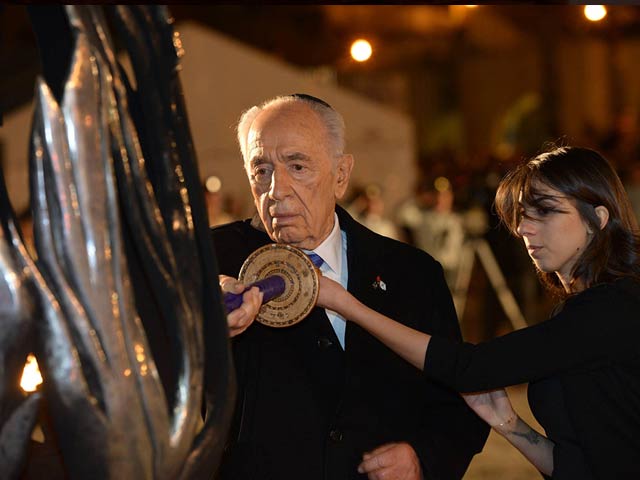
[244,103,352,249]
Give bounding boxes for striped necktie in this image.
[307,252,325,269]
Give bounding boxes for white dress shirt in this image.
[305,213,348,349]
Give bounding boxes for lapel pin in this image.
[372,275,386,291]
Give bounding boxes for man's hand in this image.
[219,275,263,337]
[358,442,423,480]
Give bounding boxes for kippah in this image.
[289,93,333,110]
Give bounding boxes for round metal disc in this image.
[238,244,319,328]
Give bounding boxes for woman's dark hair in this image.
[494,146,640,296]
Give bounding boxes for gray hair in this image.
[236,94,346,162]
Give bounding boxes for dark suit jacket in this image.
[211,206,489,480]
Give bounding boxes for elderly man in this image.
[212,94,489,480]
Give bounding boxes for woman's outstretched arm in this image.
[318,275,430,369]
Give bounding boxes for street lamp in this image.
[350,39,373,62]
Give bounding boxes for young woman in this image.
[318,147,640,479]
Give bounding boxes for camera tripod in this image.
[452,238,528,331]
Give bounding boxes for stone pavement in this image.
[464,384,543,480]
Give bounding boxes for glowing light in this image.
[205,175,222,193]
[465,5,478,8]
[173,31,184,58]
[434,177,451,192]
[584,5,607,22]
[350,39,373,62]
[135,343,146,363]
[20,354,43,393]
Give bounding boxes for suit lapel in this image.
[337,206,386,351]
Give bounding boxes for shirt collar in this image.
[308,213,342,275]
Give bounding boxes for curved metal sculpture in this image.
[0,167,41,479]
[0,5,234,479]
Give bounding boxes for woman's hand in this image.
[464,389,554,475]
[219,275,263,337]
[317,275,348,312]
[462,388,517,434]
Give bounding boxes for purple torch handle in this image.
[223,275,286,313]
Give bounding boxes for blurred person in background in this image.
[346,183,400,240]
[204,175,235,226]
[397,177,465,286]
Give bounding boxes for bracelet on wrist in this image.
[495,414,517,430]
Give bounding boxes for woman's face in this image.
[516,182,592,289]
